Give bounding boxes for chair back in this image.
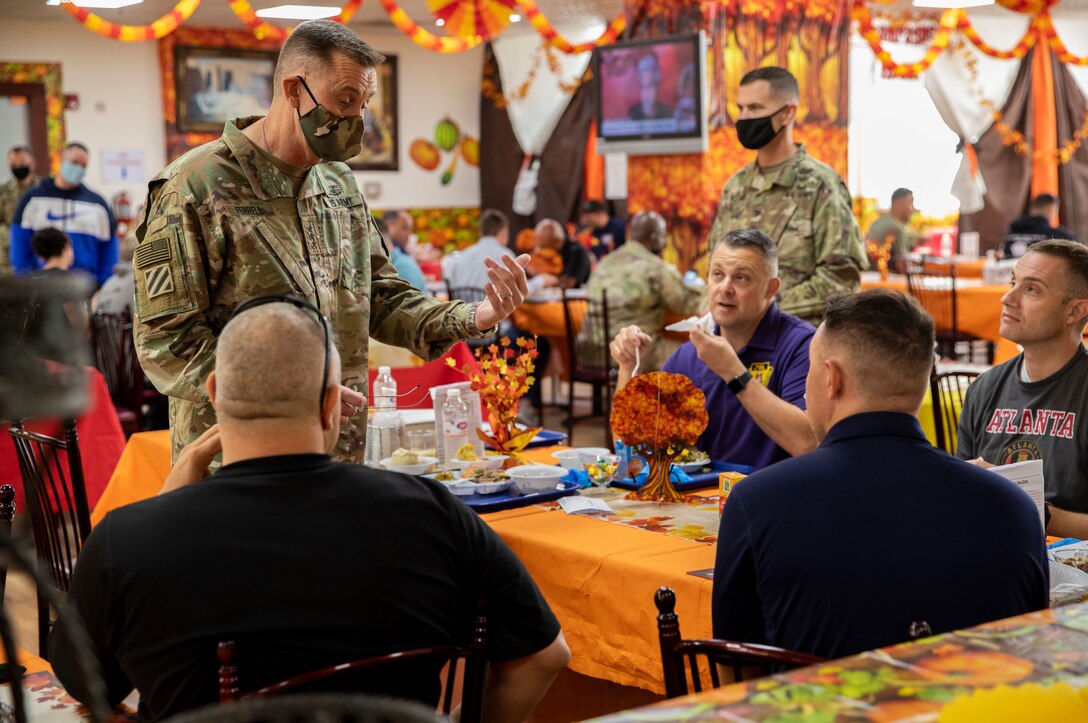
[655,587,826,698]
[905,269,957,338]
[0,485,15,607]
[930,370,980,454]
[563,289,612,376]
[7,420,91,593]
[218,608,488,723]
[90,311,145,430]
[447,287,499,348]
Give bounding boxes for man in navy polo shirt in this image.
[713,290,1047,659]
[610,228,817,470]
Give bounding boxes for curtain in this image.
[1054,58,1088,242]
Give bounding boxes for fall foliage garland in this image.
[58,0,202,41]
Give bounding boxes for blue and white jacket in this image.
[11,178,119,286]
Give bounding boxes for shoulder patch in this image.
[135,236,172,269]
[134,226,197,322]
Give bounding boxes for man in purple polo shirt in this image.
[610,228,817,470]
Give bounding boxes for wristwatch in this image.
[466,302,497,339]
[727,369,753,395]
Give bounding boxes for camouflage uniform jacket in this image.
[577,241,706,373]
[866,214,915,262]
[709,144,867,325]
[133,117,487,463]
[0,176,41,276]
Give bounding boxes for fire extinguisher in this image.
[112,191,132,225]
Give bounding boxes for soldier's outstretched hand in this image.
[474,254,531,329]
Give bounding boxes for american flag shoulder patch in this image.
[135,237,172,269]
[144,264,175,299]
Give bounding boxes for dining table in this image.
[0,646,107,720]
[588,601,1088,721]
[93,430,722,718]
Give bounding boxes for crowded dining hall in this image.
[1,0,1087,720]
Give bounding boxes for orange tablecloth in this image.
[511,300,584,338]
[94,434,713,694]
[861,277,1005,344]
[922,258,985,278]
[0,366,126,511]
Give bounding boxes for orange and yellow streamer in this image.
[59,0,201,41]
[514,0,626,55]
[958,13,1036,59]
[225,0,363,42]
[852,1,959,78]
[1037,12,1088,67]
[379,0,483,52]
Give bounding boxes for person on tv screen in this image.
[627,52,672,121]
[674,62,697,132]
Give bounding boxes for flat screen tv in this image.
[594,32,707,156]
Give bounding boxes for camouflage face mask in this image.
[295,76,364,162]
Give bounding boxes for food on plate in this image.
[432,471,456,482]
[390,448,419,466]
[675,448,710,465]
[1057,552,1088,572]
[461,468,509,484]
[455,443,478,461]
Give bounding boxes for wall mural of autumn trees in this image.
[624,0,851,277]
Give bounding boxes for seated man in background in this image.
[579,210,705,373]
[864,187,916,271]
[578,199,626,260]
[959,239,1088,538]
[610,228,816,469]
[1002,194,1078,258]
[49,300,570,721]
[715,290,1047,660]
[534,218,590,289]
[445,208,514,291]
[380,209,427,291]
[29,227,73,277]
[94,233,137,316]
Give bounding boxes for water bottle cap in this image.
[378,366,391,375]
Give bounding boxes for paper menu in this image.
[990,459,1045,529]
[558,496,613,515]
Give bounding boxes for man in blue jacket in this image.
[10,142,118,286]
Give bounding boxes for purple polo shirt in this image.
[662,304,814,470]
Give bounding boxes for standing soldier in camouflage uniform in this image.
[577,210,705,372]
[134,20,530,463]
[1,146,42,276]
[709,67,866,326]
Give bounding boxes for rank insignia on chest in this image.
[748,361,773,386]
[328,184,343,197]
[143,264,175,299]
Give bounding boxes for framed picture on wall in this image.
[175,46,277,134]
[347,54,398,171]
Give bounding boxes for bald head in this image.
[214,303,339,422]
[534,219,564,250]
[629,211,666,254]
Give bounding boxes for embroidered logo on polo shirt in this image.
[999,440,1041,465]
[144,264,174,299]
[748,361,773,386]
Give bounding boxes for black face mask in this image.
[736,105,789,150]
[10,165,30,181]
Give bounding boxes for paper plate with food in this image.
[672,448,711,473]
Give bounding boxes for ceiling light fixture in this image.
[509,13,521,22]
[911,0,993,8]
[256,4,340,20]
[46,0,143,8]
[436,18,446,26]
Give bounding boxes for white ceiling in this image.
[0,0,626,31]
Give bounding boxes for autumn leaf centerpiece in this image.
[610,372,708,502]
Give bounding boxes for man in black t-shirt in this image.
[1001,194,1078,258]
[959,240,1088,538]
[49,300,569,721]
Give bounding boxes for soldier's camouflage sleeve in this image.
[132,185,219,405]
[366,213,490,360]
[655,263,706,318]
[777,180,867,322]
[707,174,741,252]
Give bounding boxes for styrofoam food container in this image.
[448,454,509,471]
[380,455,438,475]
[507,465,567,494]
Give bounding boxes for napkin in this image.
[561,463,693,488]
[664,313,714,334]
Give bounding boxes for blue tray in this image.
[457,479,580,513]
[483,428,569,450]
[609,461,753,492]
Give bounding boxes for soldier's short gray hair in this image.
[274,20,385,87]
[717,228,779,278]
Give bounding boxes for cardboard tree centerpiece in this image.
[610,372,709,503]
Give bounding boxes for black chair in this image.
[90,310,164,435]
[447,287,500,349]
[562,288,616,447]
[171,693,439,723]
[7,419,92,658]
[218,609,488,723]
[0,485,16,610]
[905,268,993,364]
[655,587,826,698]
[930,369,981,455]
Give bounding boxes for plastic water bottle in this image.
[365,366,403,467]
[374,366,396,410]
[442,389,471,467]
